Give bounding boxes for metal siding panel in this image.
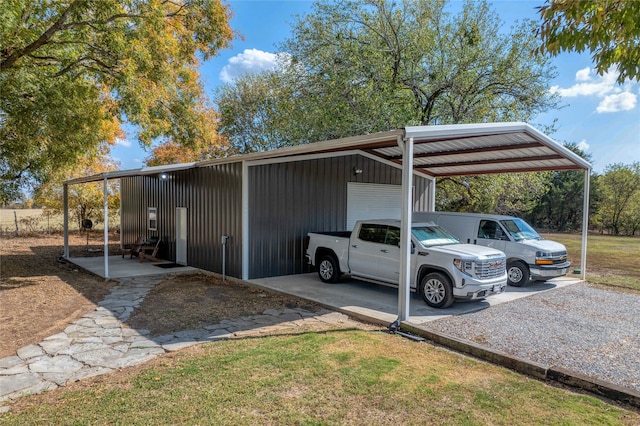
[247,154,430,279]
[122,157,428,280]
[119,164,243,277]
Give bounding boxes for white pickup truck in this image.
[305,219,508,308]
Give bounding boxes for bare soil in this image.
[127,274,322,337]
[0,232,322,359]
[0,233,118,358]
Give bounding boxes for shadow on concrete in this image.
[250,273,582,326]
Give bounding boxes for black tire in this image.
[420,272,454,308]
[317,254,340,283]
[507,261,530,287]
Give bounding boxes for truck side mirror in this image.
[399,242,416,254]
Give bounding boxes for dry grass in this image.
[0,208,120,235]
[544,232,640,292]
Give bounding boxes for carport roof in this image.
[65,122,591,184]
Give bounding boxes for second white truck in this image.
[413,211,571,286]
[305,219,507,308]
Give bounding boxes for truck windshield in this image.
[499,218,541,241]
[411,226,460,247]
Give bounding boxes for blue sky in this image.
[111,0,640,174]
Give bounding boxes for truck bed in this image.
[310,231,352,238]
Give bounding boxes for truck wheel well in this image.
[416,266,454,294]
[315,248,338,267]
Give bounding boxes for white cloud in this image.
[577,139,590,151]
[219,49,290,83]
[596,92,637,113]
[575,67,592,82]
[550,69,619,98]
[550,67,639,115]
[114,137,132,148]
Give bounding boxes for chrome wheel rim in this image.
[424,279,445,304]
[319,260,333,280]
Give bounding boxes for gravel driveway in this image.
[426,283,640,392]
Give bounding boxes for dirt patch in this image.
[127,274,322,336]
[0,233,119,358]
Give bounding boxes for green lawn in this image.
[544,233,640,292]
[2,330,637,425]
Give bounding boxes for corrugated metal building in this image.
[120,153,432,279]
[64,123,591,285]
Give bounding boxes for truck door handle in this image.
[351,244,358,248]
[380,249,389,253]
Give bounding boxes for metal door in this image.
[176,207,187,265]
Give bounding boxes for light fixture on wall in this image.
[353,166,363,176]
[159,173,169,180]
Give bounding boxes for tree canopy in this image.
[593,162,640,235]
[144,134,232,167]
[216,0,558,152]
[34,149,120,230]
[215,0,559,214]
[536,0,640,83]
[1,0,235,203]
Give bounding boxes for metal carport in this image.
[63,122,592,323]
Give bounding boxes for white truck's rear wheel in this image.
[318,255,340,283]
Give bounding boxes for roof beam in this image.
[426,164,584,177]
[384,141,544,160]
[416,154,564,169]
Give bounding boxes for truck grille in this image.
[475,257,506,279]
[551,251,568,265]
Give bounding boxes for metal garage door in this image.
[346,182,402,230]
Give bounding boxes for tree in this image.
[536,0,640,83]
[144,133,233,167]
[216,71,307,153]
[34,151,121,231]
[1,0,234,202]
[527,143,595,231]
[216,0,558,152]
[436,173,551,216]
[594,162,640,235]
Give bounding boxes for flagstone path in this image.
[0,275,360,412]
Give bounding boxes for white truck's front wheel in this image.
[318,255,340,283]
[420,272,454,308]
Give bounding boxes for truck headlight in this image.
[453,258,474,276]
[535,251,554,265]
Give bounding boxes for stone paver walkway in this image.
[0,275,361,412]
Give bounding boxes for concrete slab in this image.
[67,255,198,279]
[250,273,582,326]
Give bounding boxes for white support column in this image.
[241,161,250,280]
[103,176,109,279]
[580,168,591,280]
[397,136,414,323]
[429,177,436,211]
[63,183,69,258]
